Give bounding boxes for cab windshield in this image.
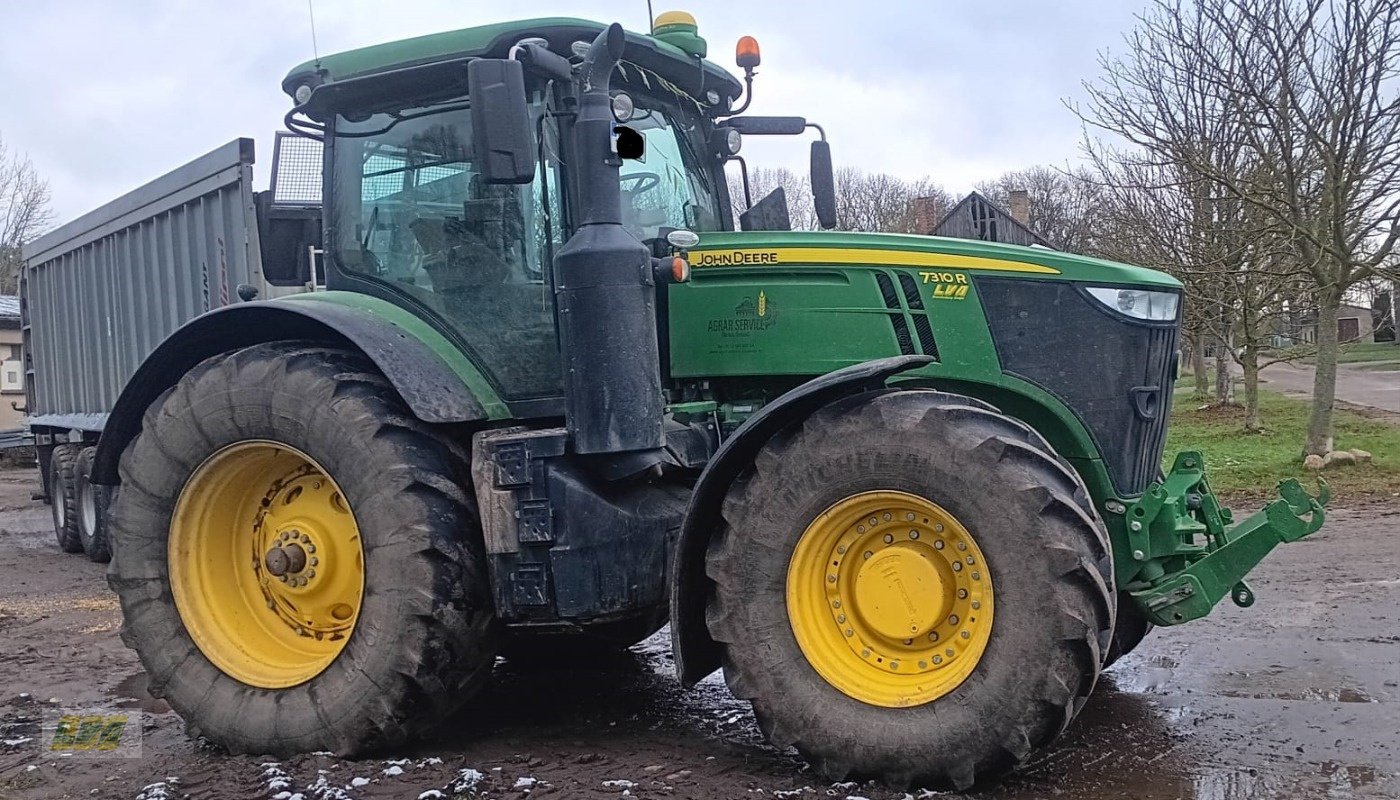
[616,87,723,240]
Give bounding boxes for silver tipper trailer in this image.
[22,135,322,560]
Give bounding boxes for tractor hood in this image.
[683,230,1182,288]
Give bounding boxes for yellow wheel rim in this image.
[169,441,364,689]
[786,491,994,707]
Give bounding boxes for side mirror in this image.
[811,140,837,229]
[467,58,536,184]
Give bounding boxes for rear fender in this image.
[670,354,933,686]
[91,293,504,485]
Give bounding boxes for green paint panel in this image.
[278,291,510,419]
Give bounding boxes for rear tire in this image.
[49,444,84,554]
[108,342,498,755]
[74,447,112,563]
[705,390,1113,789]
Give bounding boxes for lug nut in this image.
[934,540,945,550]
[952,562,963,572]
[934,523,944,533]
[837,614,847,624]
[948,615,959,625]
[889,661,899,670]
[909,530,920,539]
[933,655,943,665]
[972,600,981,610]
[883,534,894,544]
[961,631,971,640]
[828,574,837,583]
[864,551,873,560]
[845,628,854,637]
[958,589,968,599]
[906,513,916,521]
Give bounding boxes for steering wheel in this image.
[620,172,661,194]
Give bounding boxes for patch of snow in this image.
[419,756,443,767]
[2,737,32,746]
[305,771,353,800]
[774,789,812,798]
[419,792,446,800]
[135,778,180,800]
[25,765,38,772]
[350,776,371,787]
[382,765,404,776]
[514,776,538,789]
[603,779,638,789]
[449,768,486,793]
[262,763,294,793]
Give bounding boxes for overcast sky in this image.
[1,1,1145,225]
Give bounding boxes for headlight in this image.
[610,92,635,122]
[724,127,742,155]
[1085,287,1179,321]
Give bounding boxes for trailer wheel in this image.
[1104,592,1153,667]
[49,444,84,553]
[107,342,497,755]
[74,447,112,563]
[705,390,1113,789]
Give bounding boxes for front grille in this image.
[976,278,1179,495]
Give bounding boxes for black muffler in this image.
[553,23,665,456]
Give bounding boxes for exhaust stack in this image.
[553,23,665,455]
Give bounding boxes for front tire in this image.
[705,390,1113,789]
[108,342,497,755]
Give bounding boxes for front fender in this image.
[91,292,504,485]
[670,354,933,686]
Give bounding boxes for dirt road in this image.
[1,466,1397,800]
[1262,361,1400,413]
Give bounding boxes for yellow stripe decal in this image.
[689,247,1060,274]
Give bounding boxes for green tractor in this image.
[93,13,1326,788]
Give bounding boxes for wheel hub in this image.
[786,490,995,708]
[853,546,948,640]
[169,441,364,689]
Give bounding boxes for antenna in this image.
[646,0,655,32]
[307,0,322,68]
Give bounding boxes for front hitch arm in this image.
[1124,451,1328,626]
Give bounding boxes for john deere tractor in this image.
[93,14,1326,788]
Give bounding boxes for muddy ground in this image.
[0,465,1395,800]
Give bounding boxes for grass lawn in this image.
[1165,388,1400,506]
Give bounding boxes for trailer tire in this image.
[705,390,1113,790]
[75,447,112,563]
[108,341,498,756]
[49,444,84,554]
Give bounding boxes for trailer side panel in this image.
[22,139,263,434]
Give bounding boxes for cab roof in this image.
[282,17,743,110]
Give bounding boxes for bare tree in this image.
[975,165,1107,254]
[726,165,952,234]
[0,134,54,295]
[1078,0,1400,452]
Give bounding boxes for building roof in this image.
[0,296,18,319]
[933,191,1054,249]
